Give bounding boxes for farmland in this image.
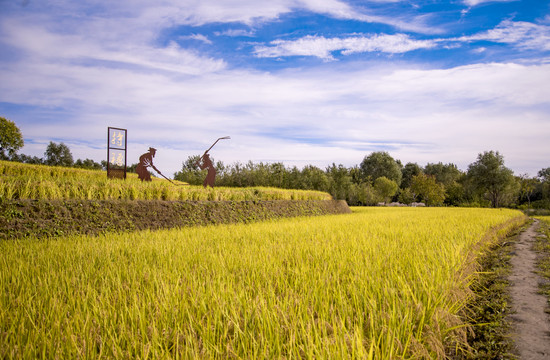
[0,207,526,358]
[0,161,331,201]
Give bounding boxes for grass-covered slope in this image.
[0,161,332,201]
[0,161,348,239]
[0,199,350,239]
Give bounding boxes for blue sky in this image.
[1,0,549,178]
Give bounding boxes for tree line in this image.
[174,152,550,209]
[2,116,549,208]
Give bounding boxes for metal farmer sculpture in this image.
[198,153,216,188]
[195,136,230,188]
[137,147,160,181]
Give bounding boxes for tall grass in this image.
[0,207,525,358]
[0,160,331,201]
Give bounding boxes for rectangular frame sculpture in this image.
[107,127,127,179]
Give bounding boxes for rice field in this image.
[0,161,331,201]
[0,207,526,359]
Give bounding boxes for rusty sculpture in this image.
[195,136,230,188]
[137,147,159,181]
[137,147,183,184]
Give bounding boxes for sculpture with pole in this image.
[195,136,231,188]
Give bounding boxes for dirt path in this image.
[508,219,550,359]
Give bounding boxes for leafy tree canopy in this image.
[424,162,462,186]
[373,176,398,203]
[0,117,24,160]
[467,151,515,208]
[44,141,74,167]
[360,151,402,185]
[401,162,423,189]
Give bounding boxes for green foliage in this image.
[401,162,422,189]
[467,151,516,208]
[173,155,206,185]
[424,162,462,186]
[0,117,24,160]
[410,173,445,206]
[444,181,466,206]
[373,176,398,203]
[398,187,416,205]
[44,141,74,167]
[73,158,102,170]
[360,151,403,185]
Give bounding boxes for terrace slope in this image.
[0,199,350,240]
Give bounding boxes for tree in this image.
[374,176,398,203]
[44,141,74,167]
[74,158,103,170]
[360,151,402,185]
[467,151,515,208]
[401,162,422,189]
[0,117,24,160]
[518,174,538,209]
[538,167,550,201]
[326,163,353,201]
[398,187,416,205]
[410,173,445,206]
[174,155,206,185]
[424,162,462,186]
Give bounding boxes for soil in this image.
[508,219,550,359]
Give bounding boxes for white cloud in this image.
[0,18,225,76]
[215,29,256,37]
[4,50,550,176]
[460,20,550,51]
[254,34,436,60]
[462,0,517,6]
[180,34,213,44]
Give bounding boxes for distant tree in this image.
[373,176,398,203]
[326,163,353,201]
[410,173,445,206]
[424,162,462,186]
[518,174,538,209]
[0,117,24,160]
[398,187,416,205]
[300,165,330,191]
[74,158,102,170]
[126,163,138,173]
[467,151,515,208]
[539,168,550,183]
[44,141,74,167]
[401,162,422,189]
[538,167,550,201]
[444,181,466,206]
[10,153,43,164]
[360,151,402,185]
[174,155,206,185]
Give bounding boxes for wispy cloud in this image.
[254,34,436,60]
[180,34,213,44]
[462,0,517,6]
[459,20,550,51]
[1,19,225,75]
[215,29,256,37]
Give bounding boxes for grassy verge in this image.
[0,199,350,240]
[534,216,550,314]
[459,222,529,359]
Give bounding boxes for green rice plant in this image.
[0,207,526,359]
